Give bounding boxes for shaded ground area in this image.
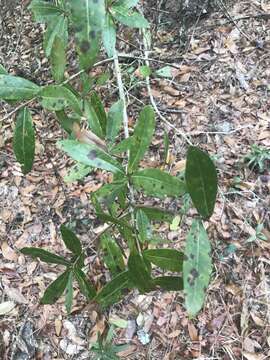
[0,1,270,359]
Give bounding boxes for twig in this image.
[113,51,140,254]
[140,26,193,146]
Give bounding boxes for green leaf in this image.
[110,137,134,155]
[20,247,70,266]
[114,0,139,8]
[156,66,174,79]
[128,253,153,293]
[136,209,152,244]
[186,146,218,219]
[84,99,104,138]
[95,270,130,307]
[64,163,92,183]
[54,110,76,134]
[135,206,174,223]
[43,15,68,57]
[41,270,70,305]
[74,268,96,300]
[94,180,127,208]
[144,249,183,272]
[0,64,8,75]
[138,65,151,78]
[65,271,73,313]
[50,35,66,83]
[68,0,106,70]
[101,234,125,275]
[102,14,116,57]
[131,168,186,198]
[0,75,39,101]
[39,85,82,114]
[106,100,124,143]
[111,5,149,28]
[13,107,35,174]
[97,213,132,231]
[90,91,107,136]
[58,140,125,174]
[60,225,82,256]
[28,0,64,23]
[154,276,183,291]
[183,219,212,317]
[128,105,155,172]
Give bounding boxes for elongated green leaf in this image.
[128,105,155,172]
[0,75,39,101]
[106,100,124,143]
[0,64,8,74]
[64,163,92,183]
[131,168,186,198]
[101,234,125,275]
[43,15,68,57]
[69,0,106,70]
[97,213,132,231]
[154,276,183,291]
[58,140,125,174]
[95,270,130,307]
[144,249,183,272]
[128,253,153,293]
[65,272,73,313]
[20,247,70,266]
[136,209,152,244]
[110,136,134,155]
[186,146,218,219]
[84,99,104,138]
[115,0,139,8]
[102,14,116,57]
[13,107,35,174]
[41,270,70,304]
[183,219,212,317]
[39,85,82,114]
[94,180,127,208]
[74,268,96,300]
[90,92,107,136]
[50,35,66,83]
[60,225,82,256]
[28,0,64,23]
[111,5,149,28]
[135,206,174,223]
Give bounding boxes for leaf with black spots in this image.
[13,107,35,174]
[68,0,106,70]
[58,140,125,174]
[183,219,212,317]
[0,75,40,101]
[128,105,155,172]
[131,168,186,198]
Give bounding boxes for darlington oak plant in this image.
[0,0,218,317]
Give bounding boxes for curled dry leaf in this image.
[0,301,16,315]
[1,242,18,261]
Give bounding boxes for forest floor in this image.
[0,1,270,359]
